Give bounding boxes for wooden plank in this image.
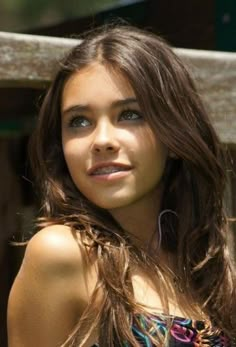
[0,32,80,89]
[176,48,236,147]
[0,31,236,144]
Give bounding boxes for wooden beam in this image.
[0,32,80,89]
[0,31,236,145]
[176,48,236,147]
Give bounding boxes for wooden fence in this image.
[0,31,236,142]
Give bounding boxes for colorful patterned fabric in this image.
[131,314,230,347]
[92,313,231,346]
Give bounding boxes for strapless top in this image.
[92,313,231,346]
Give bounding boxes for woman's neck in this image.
[109,188,162,249]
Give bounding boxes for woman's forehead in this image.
[61,63,136,113]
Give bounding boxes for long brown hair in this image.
[29,25,236,345]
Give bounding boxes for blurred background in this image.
[0,1,236,346]
[0,0,236,50]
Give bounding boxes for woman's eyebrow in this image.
[111,97,138,108]
[62,104,89,117]
[62,97,138,117]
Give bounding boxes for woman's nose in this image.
[91,120,120,154]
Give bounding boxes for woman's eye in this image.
[119,110,143,121]
[68,116,91,128]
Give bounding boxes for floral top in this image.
[92,313,231,347]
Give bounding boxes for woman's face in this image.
[61,63,168,211]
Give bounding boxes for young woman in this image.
[7,25,236,347]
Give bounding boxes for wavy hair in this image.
[29,25,236,345]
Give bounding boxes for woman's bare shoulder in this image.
[23,224,88,276]
[8,225,97,346]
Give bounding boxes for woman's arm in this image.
[7,225,93,347]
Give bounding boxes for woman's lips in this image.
[90,165,130,175]
[88,162,133,175]
[89,169,132,181]
[87,162,133,181]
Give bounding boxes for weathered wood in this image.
[0,31,236,144]
[176,48,236,147]
[0,32,80,89]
